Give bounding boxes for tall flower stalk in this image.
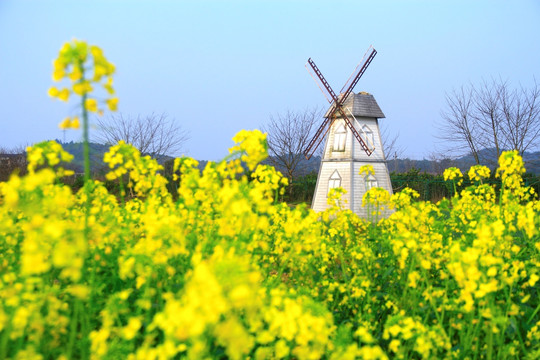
[48,39,118,182]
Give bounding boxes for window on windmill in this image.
[365,174,378,190]
[328,170,342,195]
[360,125,374,150]
[333,124,347,152]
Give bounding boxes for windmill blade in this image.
[306,58,348,125]
[306,58,339,104]
[339,46,377,100]
[336,106,373,156]
[346,107,376,152]
[303,116,333,160]
[304,58,342,159]
[304,47,377,159]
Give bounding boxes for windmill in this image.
[306,46,393,218]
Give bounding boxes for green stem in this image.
[337,247,350,283]
[487,322,493,360]
[528,302,540,323]
[81,88,92,245]
[78,62,90,184]
[466,312,482,359]
[272,260,287,288]
[82,96,90,183]
[67,300,81,359]
[119,176,125,206]
[0,319,13,359]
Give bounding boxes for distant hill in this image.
[261,155,322,178]
[262,149,540,176]
[56,141,174,175]
[386,149,540,175]
[31,141,540,176]
[58,141,110,174]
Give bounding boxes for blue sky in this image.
[1,0,539,160]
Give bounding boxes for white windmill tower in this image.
[304,46,393,218]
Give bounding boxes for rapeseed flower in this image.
[84,98,98,112]
[359,164,375,176]
[58,116,80,129]
[443,167,463,185]
[5,45,540,358]
[468,164,491,182]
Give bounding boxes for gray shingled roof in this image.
[324,92,385,119]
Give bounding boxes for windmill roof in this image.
[325,92,385,119]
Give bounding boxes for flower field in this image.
[0,132,539,359]
[0,40,539,359]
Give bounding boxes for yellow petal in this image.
[106,97,118,111]
[59,117,71,129]
[58,88,70,102]
[52,68,65,81]
[48,87,59,98]
[69,66,82,81]
[84,98,98,112]
[71,117,80,129]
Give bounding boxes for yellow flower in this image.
[85,98,98,112]
[362,187,392,215]
[59,116,80,130]
[421,259,431,270]
[57,88,70,102]
[93,64,107,81]
[52,59,65,81]
[90,45,104,58]
[389,339,401,352]
[359,164,375,176]
[122,317,142,340]
[468,165,490,182]
[106,97,119,111]
[230,129,268,171]
[275,339,289,358]
[48,86,59,97]
[408,271,421,288]
[391,187,419,209]
[71,116,80,129]
[59,117,71,129]
[73,81,93,96]
[69,66,83,81]
[496,150,526,191]
[103,76,115,94]
[50,39,117,132]
[53,69,65,81]
[67,285,90,300]
[443,167,463,185]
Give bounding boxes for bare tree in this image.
[499,79,540,156]
[473,79,504,159]
[438,78,540,165]
[439,86,481,164]
[261,107,322,193]
[94,113,189,158]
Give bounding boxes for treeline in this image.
[4,161,540,205]
[284,169,540,204]
[2,142,540,204]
